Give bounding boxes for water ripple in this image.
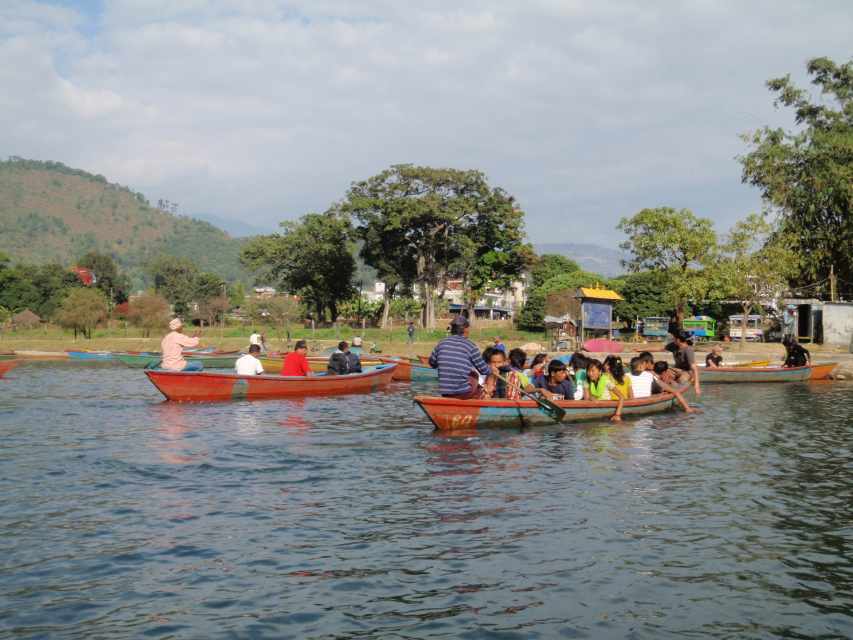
[0,364,851,638]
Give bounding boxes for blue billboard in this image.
[582,302,612,330]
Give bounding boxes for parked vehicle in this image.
[728,315,764,341]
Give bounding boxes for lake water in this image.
[1,362,852,639]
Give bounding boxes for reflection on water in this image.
[0,363,852,638]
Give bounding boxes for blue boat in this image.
[66,350,114,361]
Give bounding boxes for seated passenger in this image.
[705,345,724,368]
[328,341,361,375]
[653,361,675,389]
[586,358,624,422]
[629,356,655,398]
[281,340,312,376]
[481,347,509,399]
[604,355,633,401]
[532,360,575,401]
[507,348,536,399]
[235,344,264,375]
[569,352,590,400]
[524,353,548,379]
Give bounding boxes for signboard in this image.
[582,302,612,330]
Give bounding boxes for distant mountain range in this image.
[0,158,250,286]
[534,243,625,277]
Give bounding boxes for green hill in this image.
[0,158,250,286]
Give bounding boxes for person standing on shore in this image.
[406,321,416,344]
[429,315,491,399]
[161,318,203,371]
[249,330,267,354]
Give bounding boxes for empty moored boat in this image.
[700,363,837,383]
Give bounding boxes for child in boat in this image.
[481,347,515,399]
[653,361,675,386]
[507,348,535,399]
[569,352,590,400]
[644,358,699,413]
[705,345,724,368]
[782,336,810,367]
[629,357,656,398]
[585,358,624,422]
[532,359,575,401]
[525,353,548,379]
[604,355,633,400]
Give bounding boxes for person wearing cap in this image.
[493,336,506,353]
[428,315,492,399]
[671,329,701,396]
[281,340,312,376]
[160,318,203,371]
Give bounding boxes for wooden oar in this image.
[494,372,566,424]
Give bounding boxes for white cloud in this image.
[1,0,851,245]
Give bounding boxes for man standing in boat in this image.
[429,315,492,399]
[161,318,203,371]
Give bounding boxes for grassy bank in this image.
[0,323,549,356]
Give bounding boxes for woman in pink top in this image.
[160,318,203,371]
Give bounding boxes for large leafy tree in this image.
[147,256,199,316]
[77,251,130,304]
[740,56,852,286]
[716,214,799,348]
[610,270,673,326]
[618,207,717,324]
[126,292,171,337]
[241,212,355,322]
[342,164,529,328]
[517,269,605,331]
[55,287,109,339]
[529,254,581,288]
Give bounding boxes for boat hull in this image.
[0,360,19,378]
[809,362,838,380]
[701,365,816,383]
[415,393,677,430]
[66,350,114,361]
[378,357,438,382]
[144,364,398,402]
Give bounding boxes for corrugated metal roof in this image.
[577,287,623,301]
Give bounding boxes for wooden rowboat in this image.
[0,359,20,377]
[66,350,114,361]
[0,360,20,378]
[13,350,69,360]
[378,357,438,382]
[144,363,398,402]
[415,393,678,430]
[700,363,836,383]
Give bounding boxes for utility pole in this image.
[830,265,837,302]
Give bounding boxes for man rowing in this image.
[428,315,491,399]
[161,318,203,371]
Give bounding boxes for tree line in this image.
[241,56,849,331]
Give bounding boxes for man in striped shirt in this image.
[429,315,492,398]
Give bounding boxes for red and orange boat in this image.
[145,363,398,402]
[415,393,679,430]
[378,357,438,382]
[0,360,20,378]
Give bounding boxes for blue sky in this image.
[2,0,851,246]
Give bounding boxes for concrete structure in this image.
[822,302,853,350]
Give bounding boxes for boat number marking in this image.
[449,414,473,429]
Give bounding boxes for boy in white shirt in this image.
[235,344,265,376]
[630,355,698,414]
